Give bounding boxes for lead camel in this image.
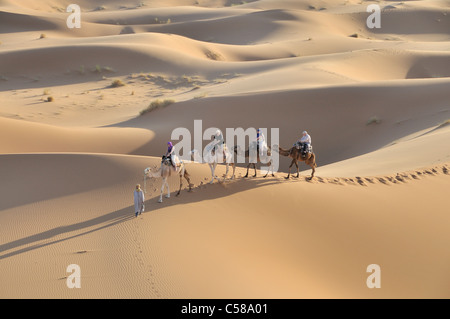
[275,145,317,179]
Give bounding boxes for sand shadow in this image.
[0,172,285,261]
[140,173,291,216]
[0,205,135,260]
[0,154,139,212]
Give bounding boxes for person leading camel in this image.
[134,184,145,217]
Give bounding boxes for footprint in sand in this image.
[443,166,449,175]
[355,177,366,186]
[344,178,358,185]
[400,173,410,180]
[328,178,344,185]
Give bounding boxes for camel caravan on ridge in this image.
[144,128,317,203]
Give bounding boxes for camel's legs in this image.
[264,161,274,178]
[176,169,183,196]
[165,180,170,198]
[244,164,250,178]
[309,161,316,179]
[286,159,295,179]
[223,162,235,180]
[209,163,216,184]
[214,163,221,182]
[158,178,166,203]
[263,160,269,178]
[223,163,229,181]
[184,170,193,192]
[295,160,300,178]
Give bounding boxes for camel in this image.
[274,145,317,179]
[233,144,275,178]
[191,145,235,184]
[144,156,193,203]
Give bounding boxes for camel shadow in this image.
[140,171,292,214]
[0,172,289,261]
[0,205,135,261]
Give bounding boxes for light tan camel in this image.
[190,146,235,184]
[274,145,317,179]
[144,156,193,203]
[233,145,275,178]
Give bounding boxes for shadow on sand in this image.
[0,173,293,261]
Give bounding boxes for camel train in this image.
[144,130,317,203]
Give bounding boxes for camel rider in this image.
[165,141,176,168]
[212,129,226,158]
[295,131,312,155]
[256,129,267,156]
[213,129,224,146]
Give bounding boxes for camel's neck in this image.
[278,147,291,157]
[148,168,162,178]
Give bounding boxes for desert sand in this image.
[0,0,449,299]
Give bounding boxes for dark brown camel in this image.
[275,145,317,179]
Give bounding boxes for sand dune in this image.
[1,153,448,298]
[0,117,154,154]
[116,79,450,173]
[0,0,449,299]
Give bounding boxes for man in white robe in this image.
[256,129,268,157]
[211,129,225,162]
[134,184,145,217]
